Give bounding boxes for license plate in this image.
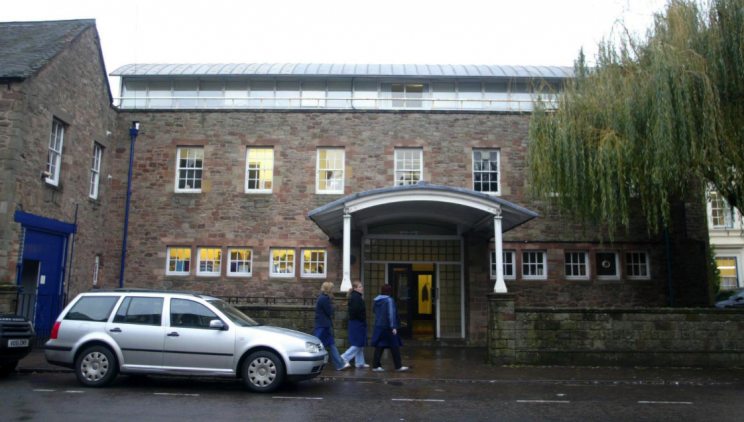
[8,339,29,348]
[324,355,328,363]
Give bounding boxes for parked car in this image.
[45,290,328,392]
[715,288,744,308]
[0,314,35,377]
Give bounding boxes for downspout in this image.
[119,122,139,288]
[65,203,78,301]
[665,226,674,307]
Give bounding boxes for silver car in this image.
[45,290,328,392]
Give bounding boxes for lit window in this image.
[228,248,253,277]
[197,248,222,276]
[565,251,589,279]
[710,190,734,228]
[626,251,650,279]
[316,148,344,194]
[522,251,547,279]
[394,148,423,186]
[167,247,191,276]
[46,119,65,186]
[490,250,516,279]
[271,248,295,277]
[175,147,203,192]
[301,249,327,278]
[596,251,619,278]
[717,257,739,290]
[246,148,274,192]
[473,150,499,194]
[89,143,103,199]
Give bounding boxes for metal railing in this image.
[218,296,316,306]
[15,293,68,348]
[114,96,559,111]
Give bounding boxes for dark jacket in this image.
[372,295,400,330]
[348,290,366,321]
[314,293,334,328]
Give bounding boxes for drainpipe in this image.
[119,121,139,288]
[65,203,78,301]
[665,226,674,307]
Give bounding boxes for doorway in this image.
[388,264,436,340]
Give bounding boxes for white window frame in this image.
[625,251,651,280]
[166,247,192,276]
[522,250,547,280]
[270,248,295,278]
[394,148,423,186]
[301,248,327,278]
[93,255,100,285]
[46,119,65,186]
[595,251,620,279]
[710,190,734,229]
[197,247,222,277]
[717,256,740,290]
[175,147,204,193]
[227,248,253,277]
[491,250,516,280]
[245,147,274,193]
[89,143,103,199]
[316,148,345,194]
[473,149,500,195]
[564,251,590,279]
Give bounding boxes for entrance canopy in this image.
[308,182,537,239]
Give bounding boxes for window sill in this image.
[175,190,202,194]
[44,180,63,191]
[196,274,221,278]
[245,191,273,195]
[477,191,501,197]
[165,273,190,277]
[227,274,252,278]
[301,274,327,279]
[316,191,344,195]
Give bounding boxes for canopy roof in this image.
[308,183,537,239]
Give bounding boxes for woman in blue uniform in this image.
[371,284,409,372]
[314,281,350,371]
[341,281,369,368]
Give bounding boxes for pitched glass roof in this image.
[111,63,573,79]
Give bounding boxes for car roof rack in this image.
[87,289,203,298]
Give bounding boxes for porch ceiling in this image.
[308,182,538,239]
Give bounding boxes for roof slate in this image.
[0,19,95,80]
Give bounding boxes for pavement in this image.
[16,347,744,385]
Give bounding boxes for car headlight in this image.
[305,342,320,353]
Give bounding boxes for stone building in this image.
[0,19,711,345]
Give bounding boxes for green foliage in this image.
[709,244,722,295]
[528,0,744,237]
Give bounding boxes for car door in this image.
[107,296,165,369]
[162,298,235,373]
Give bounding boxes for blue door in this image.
[22,229,67,335]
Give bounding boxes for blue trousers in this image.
[326,344,346,370]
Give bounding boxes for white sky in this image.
[4,0,668,94]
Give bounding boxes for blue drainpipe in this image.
[119,121,139,288]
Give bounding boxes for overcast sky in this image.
[5,0,667,94]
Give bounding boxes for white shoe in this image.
[372,367,385,372]
[338,362,351,371]
[356,364,370,368]
[395,366,409,372]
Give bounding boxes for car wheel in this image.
[0,361,18,377]
[75,346,118,387]
[242,351,285,393]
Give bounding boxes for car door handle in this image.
[167,332,179,337]
[109,328,122,333]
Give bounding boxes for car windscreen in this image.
[207,300,260,327]
[65,296,121,322]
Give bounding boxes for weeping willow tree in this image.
[528,0,744,238]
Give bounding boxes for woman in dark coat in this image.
[371,284,408,372]
[341,281,369,368]
[314,281,350,371]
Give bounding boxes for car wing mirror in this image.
[209,319,226,330]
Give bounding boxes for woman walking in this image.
[314,281,350,371]
[371,284,409,372]
[341,281,369,368]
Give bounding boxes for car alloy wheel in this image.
[242,351,285,393]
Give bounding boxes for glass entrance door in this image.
[389,265,413,338]
[388,264,436,340]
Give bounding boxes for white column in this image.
[493,209,507,293]
[341,209,352,291]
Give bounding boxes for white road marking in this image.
[392,399,445,402]
[517,400,570,403]
[65,391,84,393]
[272,396,323,400]
[153,393,200,397]
[33,389,55,392]
[638,401,692,405]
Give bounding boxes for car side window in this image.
[65,296,121,322]
[113,297,163,326]
[170,299,219,329]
